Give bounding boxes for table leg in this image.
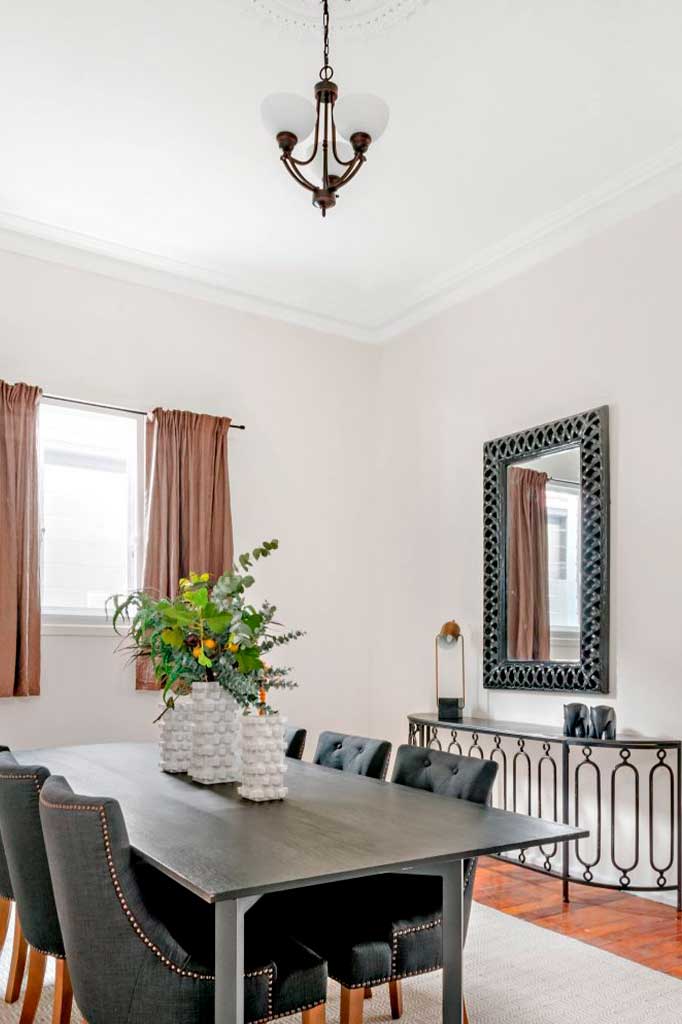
[440,859,464,1024]
[215,896,260,1024]
[408,859,463,1024]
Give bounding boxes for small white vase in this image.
[158,697,193,774]
[238,713,288,802]
[189,680,241,785]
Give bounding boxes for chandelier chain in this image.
[321,0,333,79]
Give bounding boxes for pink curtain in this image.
[0,381,42,697]
[507,466,550,661]
[137,408,234,690]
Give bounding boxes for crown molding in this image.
[1,138,682,346]
[0,213,376,344]
[373,137,682,341]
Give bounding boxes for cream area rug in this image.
[1,902,680,1023]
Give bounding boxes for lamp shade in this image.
[261,93,316,143]
[334,93,390,143]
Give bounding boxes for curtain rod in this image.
[43,393,246,430]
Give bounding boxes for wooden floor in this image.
[475,857,682,978]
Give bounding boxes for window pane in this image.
[39,402,141,618]
[546,485,580,631]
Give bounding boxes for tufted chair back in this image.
[284,727,307,761]
[391,745,498,940]
[0,751,64,956]
[0,746,12,901]
[391,744,498,802]
[40,774,214,1024]
[313,732,392,780]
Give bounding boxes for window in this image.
[39,399,144,623]
[546,483,580,632]
[547,510,568,581]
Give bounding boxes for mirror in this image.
[482,406,609,693]
[506,446,581,663]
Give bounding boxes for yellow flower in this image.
[192,646,203,659]
[228,642,239,653]
[179,577,190,589]
[204,638,217,650]
[200,572,210,582]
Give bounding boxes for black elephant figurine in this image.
[589,705,617,740]
[563,703,590,738]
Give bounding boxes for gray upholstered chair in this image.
[312,732,391,780]
[0,751,72,1024]
[274,746,498,1024]
[40,774,328,1024]
[0,745,28,1005]
[284,726,307,760]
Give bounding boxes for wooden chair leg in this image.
[52,959,74,1024]
[364,986,373,999]
[5,912,28,1004]
[0,897,10,952]
[463,998,470,1024]
[389,979,403,1020]
[302,1006,325,1024]
[340,986,365,1024]
[19,947,47,1024]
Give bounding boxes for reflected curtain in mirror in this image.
[507,467,550,661]
[0,380,42,697]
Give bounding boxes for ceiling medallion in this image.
[244,0,430,36]
[261,0,389,216]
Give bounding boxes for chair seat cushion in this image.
[261,867,477,988]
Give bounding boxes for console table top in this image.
[408,712,680,749]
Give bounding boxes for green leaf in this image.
[197,652,213,668]
[161,627,184,648]
[242,575,255,589]
[204,611,232,633]
[235,647,262,673]
[186,587,209,608]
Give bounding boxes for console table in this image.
[408,713,682,909]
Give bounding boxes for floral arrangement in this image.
[110,539,303,715]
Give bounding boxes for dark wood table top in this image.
[20,742,586,903]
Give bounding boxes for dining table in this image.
[20,741,587,1024]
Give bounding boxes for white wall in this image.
[0,250,376,749]
[371,191,682,750]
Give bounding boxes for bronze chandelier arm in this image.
[280,156,316,192]
[332,153,366,191]
[289,98,322,168]
[330,111,357,167]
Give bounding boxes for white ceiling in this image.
[1,0,682,341]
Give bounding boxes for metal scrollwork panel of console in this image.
[408,714,682,910]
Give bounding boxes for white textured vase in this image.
[239,713,288,802]
[189,680,241,785]
[158,697,193,774]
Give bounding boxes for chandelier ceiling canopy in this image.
[243,0,430,36]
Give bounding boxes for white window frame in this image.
[39,396,145,634]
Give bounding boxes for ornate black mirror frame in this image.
[483,405,610,693]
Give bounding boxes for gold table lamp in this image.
[435,620,466,721]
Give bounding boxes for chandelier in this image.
[261,0,389,216]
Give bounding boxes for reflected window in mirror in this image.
[506,445,581,664]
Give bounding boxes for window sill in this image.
[41,622,125,638]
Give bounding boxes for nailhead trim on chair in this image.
[39,794,326,1023]
[40,796,217,981]
[0,772,42,793]
[0,769,65,962]
[329,916,443,990]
